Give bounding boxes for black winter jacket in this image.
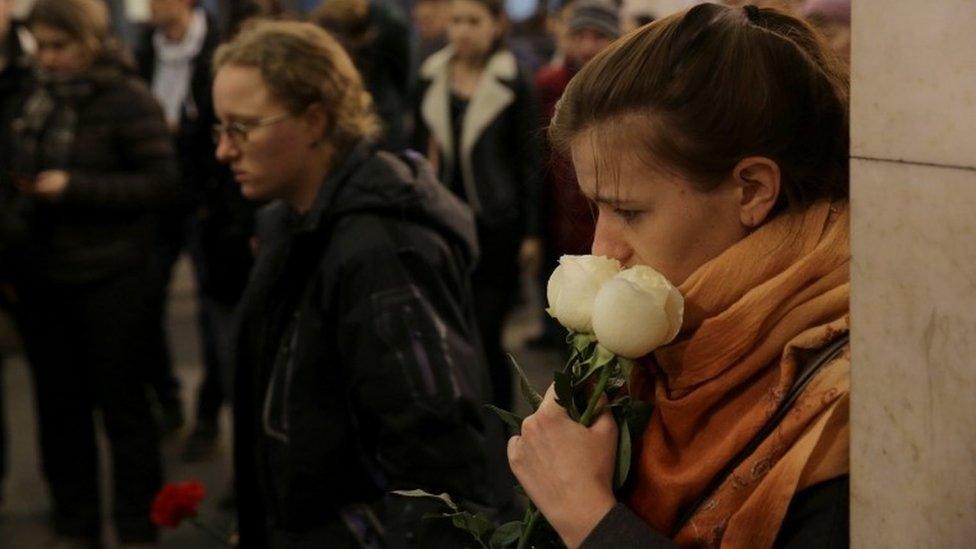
[233,141,504,547]
[9,55,178,285]
[415,47,542,237]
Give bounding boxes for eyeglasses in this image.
[212,112,293,145]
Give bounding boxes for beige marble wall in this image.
[850,1,976,547]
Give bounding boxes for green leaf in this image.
[450,511,493,546]
[390,489,459,512]
[513,484,529,501]
[489,521,523,547]
[609,394,632,408]
[552,370,580,420]
[575,360,599,386]
[485,404,525,434]
[614,417,632,489]
[508,354,542,411]
[594,344,616,368]
[621,398,654,437]
[571,333,597,355]
[577,346,616,386]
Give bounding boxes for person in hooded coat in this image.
[212,20,508,547]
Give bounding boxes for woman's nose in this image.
[590,213,632,264]
[214,134,238,163]
[38,51,57,71]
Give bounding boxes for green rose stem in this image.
[517,505,540,549]
[517,360,615,549]
[578,360,614,426]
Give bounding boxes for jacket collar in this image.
[419,46,517,213]
[1,24,35,76]
[138,11,220,80]
[293,140,374,235]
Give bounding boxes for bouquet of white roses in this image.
[396,255,684,548]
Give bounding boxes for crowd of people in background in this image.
[0,0,851,547]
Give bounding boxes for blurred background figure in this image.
[620,7,655,33]
[312,0,414,150]
[221,0,289,38]
[6,0,178,546]
[720,0,849,64]
[415,0,543,409]
[0,0,34,506]
[136,0,254,461]
[542,0,572,65]
[413,0,450,61]
[529,0,618,348]
[800,0,849,63]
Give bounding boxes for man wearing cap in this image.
[531,0,619,347]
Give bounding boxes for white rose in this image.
[546,255,622,333]
[591,265,684,359]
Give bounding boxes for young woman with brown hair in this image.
[508,4,850,547]
[415,0,544,411]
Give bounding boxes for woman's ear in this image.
[302,102,330,146]
[733,156,781,228]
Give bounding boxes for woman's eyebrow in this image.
[589,194,641,207]
[222,113,257,121]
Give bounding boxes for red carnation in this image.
[151,480,206,528]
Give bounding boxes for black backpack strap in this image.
[672,333,850,533]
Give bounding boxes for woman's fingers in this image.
[506,433,522,463]
[505,379,620,547]
[591,404,619,439]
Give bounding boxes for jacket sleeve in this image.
[512,70,544,237]
[581,476,850,548]
[580,504,677,549]
[334,224,492,501]
[62,81,179,212]
[411,80,432,154]
[773,476,849,548]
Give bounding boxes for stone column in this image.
[851,1,976,547]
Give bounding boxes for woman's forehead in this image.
[32,24,74,40]
[214,65,275,115]
[571,124,682,203]
[451,0,491,17]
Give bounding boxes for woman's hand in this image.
[508,384,618,548]
[19,170,70,201]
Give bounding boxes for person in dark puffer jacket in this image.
[8,0,178,546]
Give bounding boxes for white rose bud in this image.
[546,255,622,334]
[591,265,684,359]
